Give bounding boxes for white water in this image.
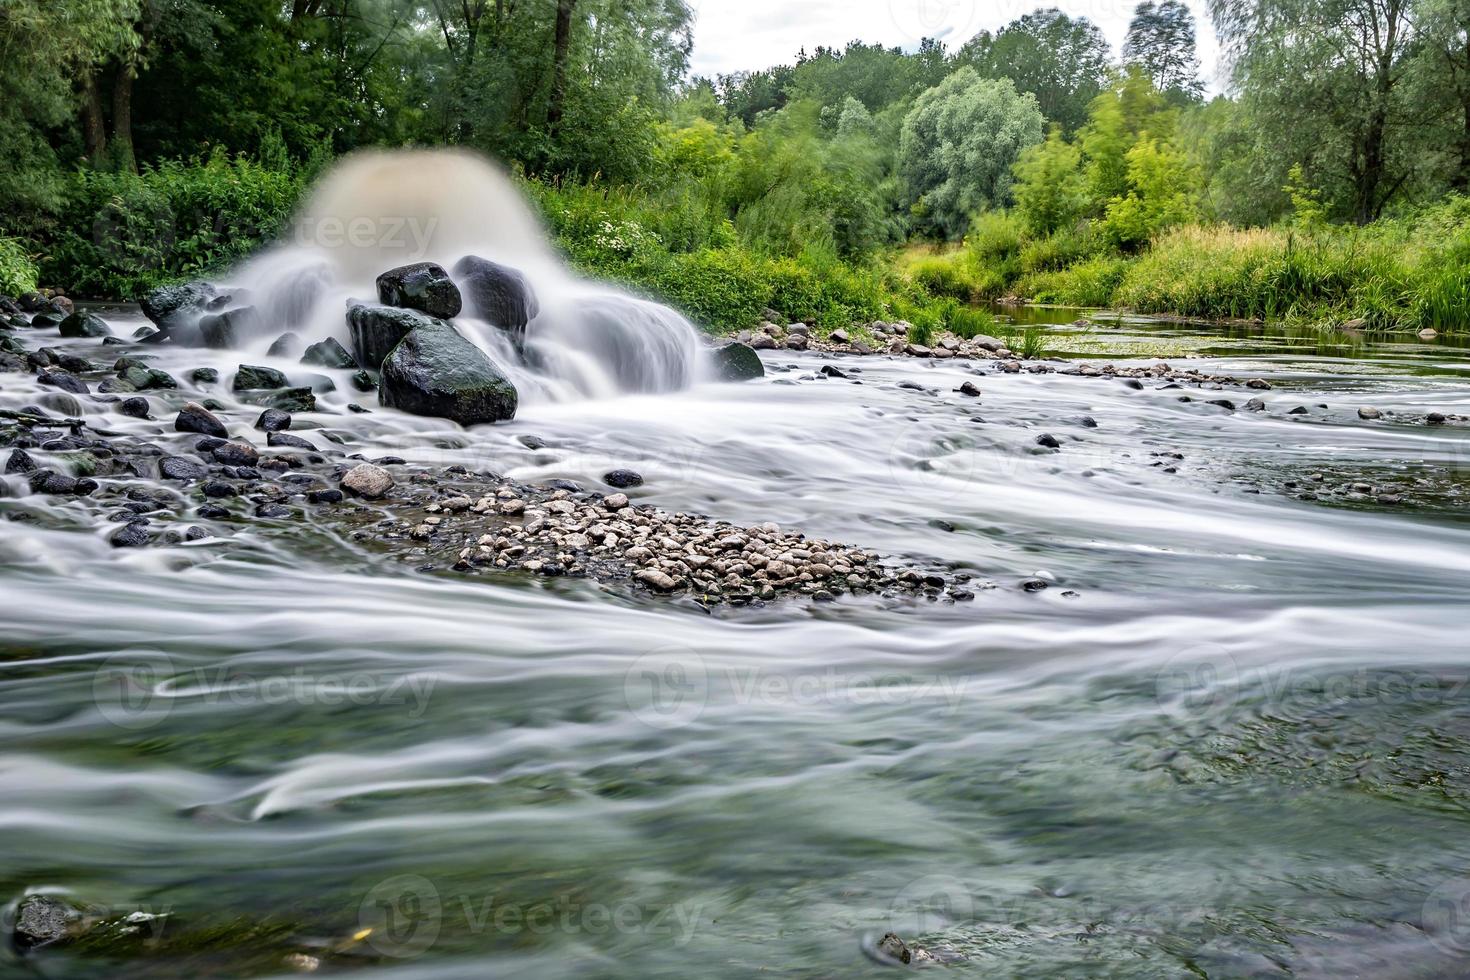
[216,149,705,401]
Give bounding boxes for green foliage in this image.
[1123,1,1205,102]
[1102,139,1201,248]
[956,9,1113,134]
[1013,128,1088,235]
[900,68,1046,237]
[1020,255,1130,306]
[0,238,39,296]
[44,152,303,298]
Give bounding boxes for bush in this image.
[0,237,38,295]
[1021,255,1129,306]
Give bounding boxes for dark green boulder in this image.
[380,320,517,425]
[709,341,763,381]
[376,262,462,319]
[301,337,356,369]
[58,313,111,338]
[348,304,431,369]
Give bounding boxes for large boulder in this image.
[376,262,462,319]
[709,341,763,382]
[140,280,217,335]
[348,303,431,369]
[452,255,539,332]
[58,312,111,338]
[380,319,517,425]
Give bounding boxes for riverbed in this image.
[2,306,1469,977]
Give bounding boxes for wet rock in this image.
[200,307,261,349]
[118,397,150,419]
[873,932,928,966]
[1428,412,1447,425]
[377,261,462,319]
[28,470,95,495]
[36,392,83,418]
[1246,378,1272,390]
[212,441,259,466]
[710,341,764,381]
[1021,578,1050,592]
[301,337,355,369]
[379,319,518,425]
[141,280,217,335]
[233,364,288,391]
[603,492,630,511]
[1246,398,1267,412]
[265,387,317,413]
[255,408,291,432]
[267,432,316,450]
[267,332,302,357]
[351,370,377,392]
[749,334,776,351]
[342,462,394,499]
[110,521,151,548]
[604,469,643,489]
[1358,406,1382,420]
[1288,405,1309,415]
[12,894,83,949]
[348,303,430,368]
[176,402,228,438]
[957,381,981,397]
[58,312,111,338]
[1035,433,1061,450]
[452,255,539,331]
[38,369,88,394]
[635,568,679,592]
[31,312,64,329]
[1208,399,1236,411]
[159,456,209,481]
[190,367,219,385]
[202,481,238,498]
[6,449,37,474]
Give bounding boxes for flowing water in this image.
[3,155,1470,977]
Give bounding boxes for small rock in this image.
[159,456,209,481]
[603,492,630,511]
[255,408,291,432]
[957,381,981,397]
[267,432,317,450]
[1021,578,1050,592]
[175,402,228,438]
[341,462,394,499]
[110,521,151,548]
[1358,407,1382,420]
[604,469,643,489]
[212,441,259,466]
[233,364,289,391]
[1427,412,1447,425]
[635,568,678,592]
[118,397,150,419]
[1035,433,1060,449]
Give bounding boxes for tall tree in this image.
[1124,1,1205,102]
[956,9,1112,134]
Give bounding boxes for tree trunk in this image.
[111,62,138,174]
[81,73,108,165]
[547,0,576,136]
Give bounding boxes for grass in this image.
[0,237,38,296]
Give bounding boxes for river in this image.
[2,305,1469,977]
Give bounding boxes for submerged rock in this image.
[200,307,261,349]
[709,341,764,382]
[267,331,302,357]
[13,894,83,949]
[265,387,317,413]
[452,255,539,331]
[379,319,517,425]
[58,312,111,338]
[377,262,462,319]
[604,469,643,489]
[348,303,430,369]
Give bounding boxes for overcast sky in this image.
[687,0,1225,92]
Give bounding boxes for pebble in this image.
[109,521,151,548]
[604,468,644,489]
[118,397,150,418]
[1359,407,1382,420]
[176,402,228,438]
[341,462,394,499]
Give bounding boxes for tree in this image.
[899,67,1045,236]
[1124,1,1205,102]
[1013,127,1088,235]
[956,9,1113,134]
[1211,0,1420,224]
[1102,138,1201,247]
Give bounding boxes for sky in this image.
[686,0,1225,92]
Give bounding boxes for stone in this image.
[199,307,261,349]
[957,381,981,397]
[267,432,316,450]
[377,262,462,319]
[1035,433,1061,449]
[233,364,288,391]
[342,462,394,499]
[452,255,539,331]
[212,441,259,466]
[58,312,111,338]
[38,370,88,394]
[301,337,355,369]
[709,340,764,381]
[1428,412,1447,425]
[603,492,630,511]
[141,280,217,335]
[118,397,150,418]
[1358,407,1382,420]
[604,469,643,489]
[6,448,37,474]
[267,331,302,357]
[190,367,219,384]
[348,303,432,368]
[265,387,317,413]
[110,522,151,548]
[255,408,291,432]
[379,318,518,425]
[635,568,678,592]
[176,402,228,438]
[159,456,209,481]
[13,895,82,949]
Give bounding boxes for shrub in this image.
[0,237,38,295]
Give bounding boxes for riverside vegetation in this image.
[3,1,1470,337]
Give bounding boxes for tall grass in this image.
[0,238,38,296]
